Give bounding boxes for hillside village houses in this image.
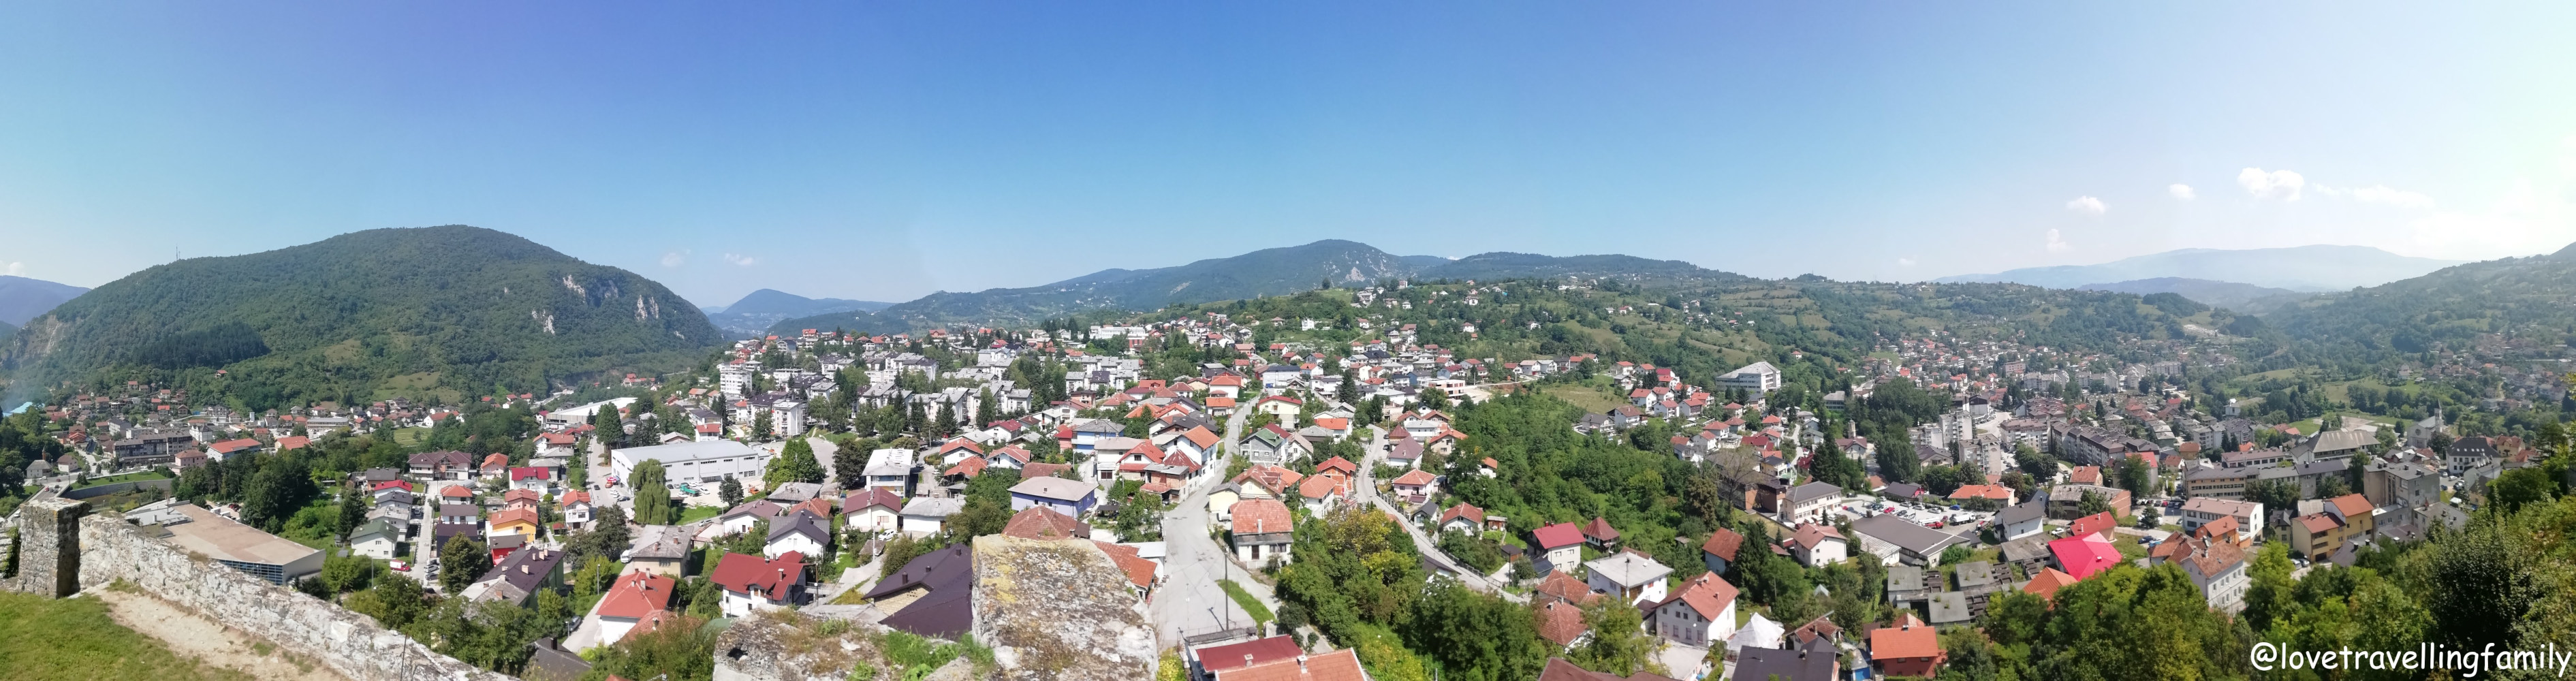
[19,282,2548,681]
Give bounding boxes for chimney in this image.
[1297,655,1308,671]
[1244,654,1253,667]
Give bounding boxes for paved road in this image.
[1148,403,1266,646]
[1352,425,1527,603]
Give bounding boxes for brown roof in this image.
[708,552,804,599]
[2328,493,2372,518]
[1651,571,1738,620]
[1536,600,1588,647]
[1701,528,1744,562]
[2298,513,2344,534]
[1003,507,1092,540]
[1534,569,1599,605]
[1195,636,1303,675]
[1022,462,1075,479]
[1093,541,1159,589]
[1580,517,1619,542]
[1212,648,1368,681]
[1437,503,1485,527]
[1789,522,1844,550]
[1230,498,1295,535]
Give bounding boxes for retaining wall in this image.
[7,498,513,681]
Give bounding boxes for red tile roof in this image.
[1532,522,1585,550]
[1580,517,1620,543]
[709,552,804,599]
[1701,528,1744,562]
[1389,469,1436,487]
[597,571,676,619]
[1229,498,1294,535]
[1535,599,1588,647]
[2023,567,2078,601]
[1212,647,1366,681]
[2067,511,2117,539]
[1195,636,1303,675]
[1003,507,1090,540]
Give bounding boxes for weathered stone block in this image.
[3,498,88,597]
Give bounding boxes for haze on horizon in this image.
[2,2,2572,306]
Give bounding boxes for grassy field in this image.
[1217,580,1274,629]
[0,592,254,681]
[69,470,171,491]
[383,427,428,447]
[678,504,723,524]
[1546,384,1630,415]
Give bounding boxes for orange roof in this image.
[1182,426,1222,448]
[1003,507,1088,540]
[1093,541,1159,589]
[1701,528,1744,561]
[1655,571,1738,619]
[1389,469,1436,487]
[490,507,542,530]
[1870,614,1942,660]
[1535,569,1599,605]
[1296,472,1348,501]
[1229,498,1294,535]
[2328,493,2372,518]
[2023,567,2079,601]
[1315,456,1357,475]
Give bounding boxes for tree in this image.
[345,570,428,629]
[1876,443,1922,484]
[1572,598,1663,677]
[1399,580,1548,681]
[834,438,874,490]
[335,488,368,538]
[439,535,491,594]
[718,477,744,507]
[751,411,773,441]
[241,457,318,533]
[765,438,826,487]
[2076,490,2113,517]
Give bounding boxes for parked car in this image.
[390,560,410,571]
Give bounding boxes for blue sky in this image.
[3,2,2572,306]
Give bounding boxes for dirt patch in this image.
[91,588,351,681]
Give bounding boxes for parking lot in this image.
[1827,494,1996,533]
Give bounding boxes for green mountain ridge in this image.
[767,240,1749,335]
[1,225,721,409]
[2265,247,2576,354]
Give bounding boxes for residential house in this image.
[2048,532,2122,580]
[2180,498,2263,543]
[1868,613,1945,678]
[594,571,676,647]
[2290,494,2376,559]
[1780,481,1841,525]
[841,488,905,533]
[1649,571,1740,648]
[710,552,807,616]
[625,525,692,577]
[1009,477,1100,517]
[489,507,542,538]
[1531,523,1586,575]
[1701,528,1744,575]
[765,511,830,558]
[863,448,920,496]
[1783,522,1849,567]
[1996,501,2047,541]
[462,546,565,606]
[1229,498,1295,563]
[900,497,966,537]
[1849,514,1968,566]
[348,518,403,560]
[1585,552,1672,607]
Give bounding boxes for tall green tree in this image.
[764,438,825,487]
[439,535,490,594]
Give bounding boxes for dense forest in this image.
[0,225,721,410]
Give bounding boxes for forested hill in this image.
[0,225,721,409]
[766,240,1751,335]
[2263,247,2576,357]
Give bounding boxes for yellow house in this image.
[489,507,544,537]
[2289,494,2374,558]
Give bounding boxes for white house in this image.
[1996,501,2047,541]
[1009,477,1100,517]
[1650,571,1740,648]
[347,518,403,560]
[710,552,805,617]
[863,448,919,496]
[2181,498,2264,544]
[899,497,965,537]
[764,511,830,559]
[1584,552,1673,607]
[841,489,903,533]
[1532,523,1586,575]
[1785,522,1850,568]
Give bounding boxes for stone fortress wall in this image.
[3,497,513,681]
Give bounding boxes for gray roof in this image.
[613,439,757,464]
[1953,561,1996,589]
[768,511,830,543]
[1851,514,1968,556]
[1009,477,1099,503]
[1886,565,1930,595]
[1996,501,2046,526]
[627,525,692,560]
[1789,481,1841,505]
[1583,552,1673,588]
[900,496,967,518]
[1928,591,1973,624]
[766,481,825,503]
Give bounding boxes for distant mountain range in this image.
[764,240,1744,334]
[2267,244,2576,352]
[1938,245,2462,292]
[1,225,719,407]
[0,275,89,327]
[2076,278,2314,315]
[703,289,893,339]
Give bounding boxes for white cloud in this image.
[2064,196,2107,216]
[1896,256,1917,268]
[2350,185,2436,209]
[2045,229,2073,253]
[2238,168,2306,200]
[2169,184,2196,200]
[722,253,758,267]
[659,250,688,268]
[3,262,22,276]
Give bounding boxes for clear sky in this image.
[3,2,2572,306]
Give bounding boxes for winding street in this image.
[1147,394,1269,646]
[1353,424,1528,603]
